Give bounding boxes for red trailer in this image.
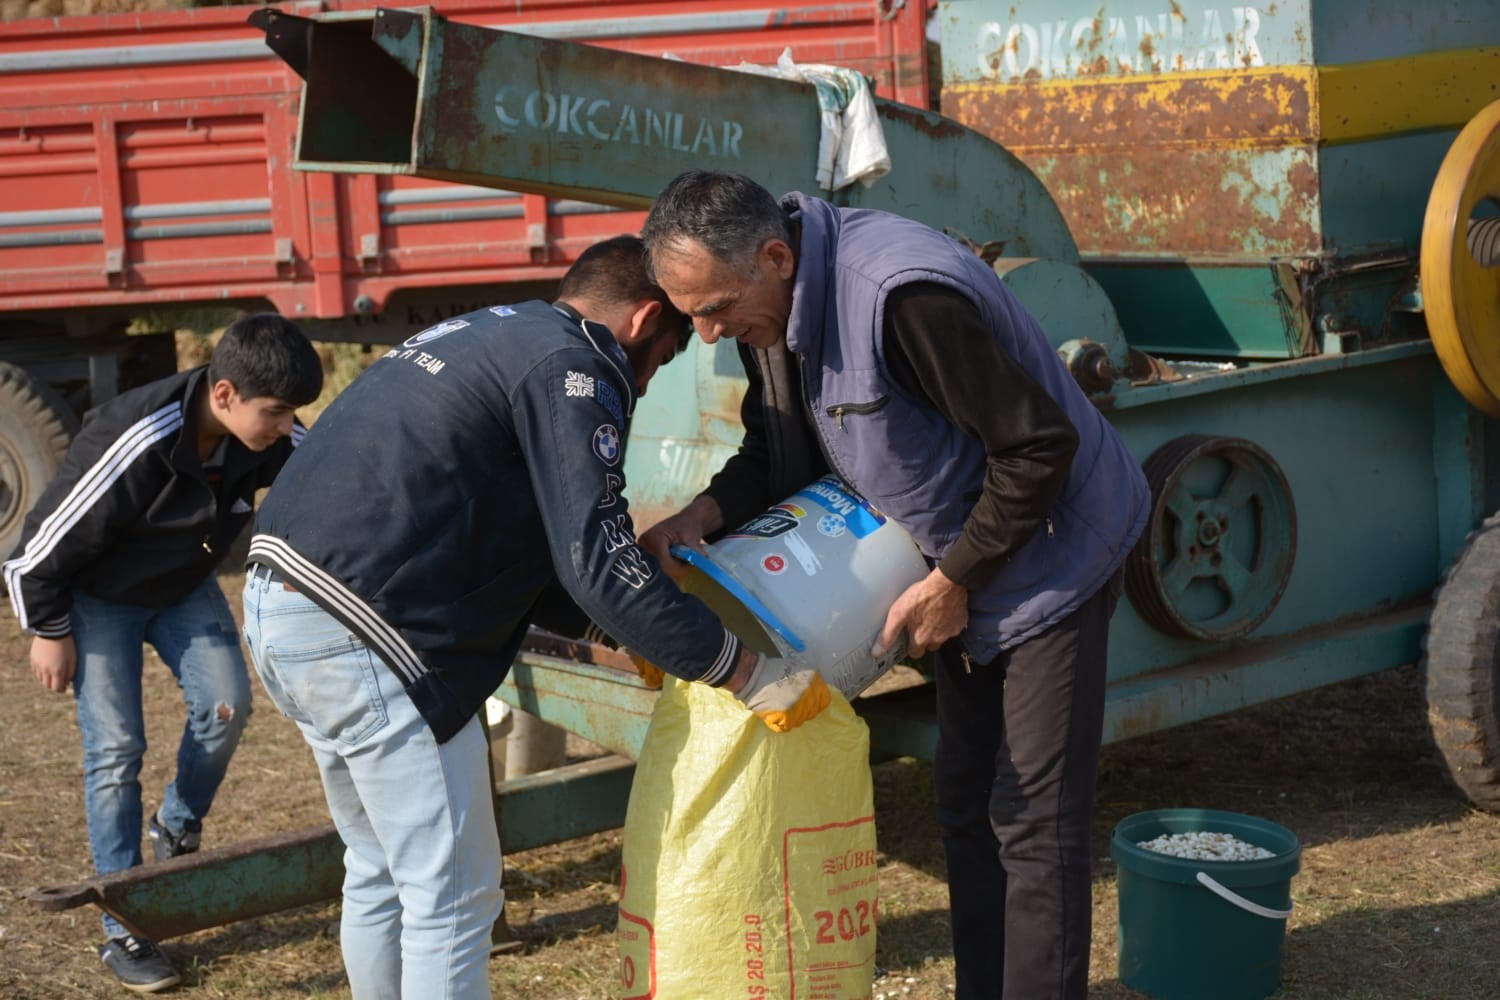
[0,0,931,555]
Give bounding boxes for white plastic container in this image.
[673,475,929,698]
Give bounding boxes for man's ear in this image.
[627,299,664,344]
[766,239,796,279]
[209,379,239,411]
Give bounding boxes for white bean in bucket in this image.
[1136,831,1275,862]
[672,475,929,699]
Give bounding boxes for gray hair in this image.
[641,171,793,279]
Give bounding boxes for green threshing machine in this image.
[28,0,1500,942]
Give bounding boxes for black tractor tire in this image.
[0,363,78,568]
[1424,511,1500,811]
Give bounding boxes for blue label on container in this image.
[792,478,884,539]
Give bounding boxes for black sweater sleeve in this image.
[883,283,1079,590]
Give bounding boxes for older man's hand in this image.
[638,495,724,581]
[872,567,968,660]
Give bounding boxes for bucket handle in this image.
[1194,872,1293,920]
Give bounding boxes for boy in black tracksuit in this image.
[4,314,322,993]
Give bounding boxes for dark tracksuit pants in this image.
[934,579,1119,1000]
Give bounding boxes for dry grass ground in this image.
[3,575,1500,998]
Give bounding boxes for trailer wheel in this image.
[0,364,78,565]
[1424,513,1500,811]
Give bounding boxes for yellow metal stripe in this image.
[944,66,1318,153]
[1318,48,1500,145]
[944,46,1498,150]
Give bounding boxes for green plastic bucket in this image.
[1111,808,1301,1000]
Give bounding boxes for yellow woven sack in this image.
[617,677,878,1000]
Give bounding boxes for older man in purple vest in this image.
[638,170,1150,1000]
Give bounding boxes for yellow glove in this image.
[628,652,665,690]
[733,653,831,734]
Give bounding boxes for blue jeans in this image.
[242,567,502,1000]
[72,575,251,939]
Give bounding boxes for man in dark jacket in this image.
[241,235,811,999]
[638,172,1151,1000]
[5,314,323,993]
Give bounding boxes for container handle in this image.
[1194,872,1293,920]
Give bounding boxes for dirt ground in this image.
[2,566,1499,998]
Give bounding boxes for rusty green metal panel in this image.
[933,0,1500,359]
[938,0,1313,80]
[1087,260,1301,359]
[1101,607,1428,743]
[496,644,661,758]
[940,75,1323,259]
[937,0,1500,264]
[1101,344,1460,685]
[262,6,1077,262]
[1089,241,1427,360]
[23,826,346,943]
[24,755,638,941]
[492,754,637,854]
[937,0,1323,260]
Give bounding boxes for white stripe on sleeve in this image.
[3,403,183,631]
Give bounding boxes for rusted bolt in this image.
[1197,520,1222,546]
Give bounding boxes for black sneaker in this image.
[147,811,201,862]
[98,934,181,993]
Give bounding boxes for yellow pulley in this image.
[1423,97,1500,418]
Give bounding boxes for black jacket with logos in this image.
[4,366,301,637]
[248,301,740,744]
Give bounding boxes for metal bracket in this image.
[248,8,312,80]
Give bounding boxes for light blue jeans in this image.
[71,576,251,939]
[241,567,503,1000]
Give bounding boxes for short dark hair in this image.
[640,170,792,281]
[208,313,323,406]
[560,234,692,354]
